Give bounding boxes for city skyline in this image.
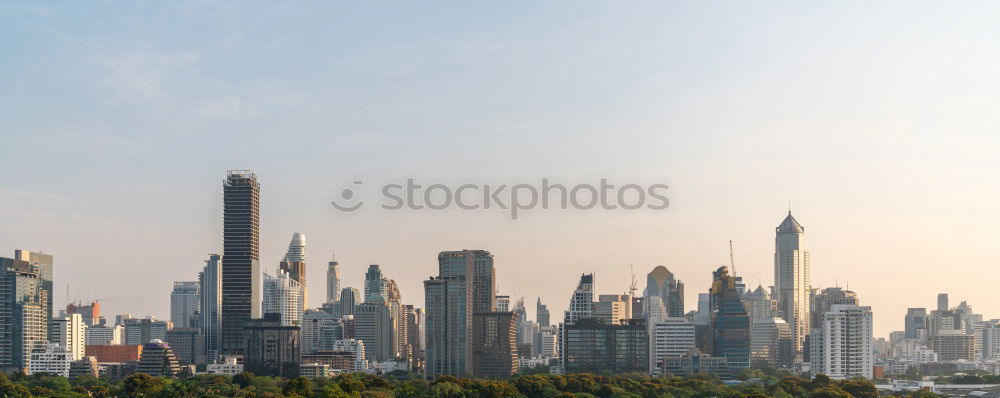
[5,2,1000,341]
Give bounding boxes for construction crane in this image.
[628,264,637,297]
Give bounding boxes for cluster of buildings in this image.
[9,169,982,382]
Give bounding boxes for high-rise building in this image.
[536,298,550,327]
[750,317,793,367]
[809,304,873,379]
[774,211,810,356]
[0,256,50,371]
[165,328,205,366]
[930,330,975,361]
[741,285,777,322]
[471,312,518,378]
[496,295,511,312]
[650,317,696,375]
[65,301,100,327]
[338,288,360,317]
[50,312,87,360]
[123,318,170,346]
[301,310,344,355]
[905,308,928,340]
[355,300,395,362]
[14,251,53,330]
[424,250,495,379]
[136,339,182,377]
[937,293,949,312]
[644,266,685,324]
[327,256,340,305]
[263,269,304,327]
[364,265,385,302]
[199,254,222,362]
[221,170,261,355]
[564,273,594,324]
[810,287,859,330]
[243,313,300,378]
[708,266,751,372]
[594,294,631,325]
[86,324,123,345]
[170,281,200,329]
[279,232,307,309]
[563,318,648,374]
[406,305,424,367]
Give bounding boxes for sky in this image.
[2,1,1000,337]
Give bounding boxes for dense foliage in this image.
[0,371,900,398]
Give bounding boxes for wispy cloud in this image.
[97,47,198,107]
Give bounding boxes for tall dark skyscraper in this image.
[221,170,261,355]
[709,266,751,372]
[905,308,928,340]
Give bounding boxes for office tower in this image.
[954,301,978,335]
[327,256,340,305]
[0,256,49,371]
[221,170,261,355]
[982,323,1000,360]
[810,287,859,330]
[244,313,300,378]
[537,298,550,327]
[809,304,873,379]
[741,285,777,322]
[279,232,307,309]
[750,317,793,367]
[136,339,182,377]
[564,273,594,324]
[774,211,810,356]
[363,265,385,302]
[165,328,205,366]
[51,312,87,360]
[354,300,394,362]
[424,250,495,379]
[406,306,424,363]
[594,294,631,325]
[643,266,685,325]
[301,310,344,355]
[123,318,170,346]
[930,330,975,361]
[199,254,222,362]
[14,250,53,329]
[65,301,101,327]
[650,317,696,375]
[28,344,72,376]
[537,326,558,358]
[86,324,123,345]
[338,287,360,316]
[496,295,511,312]
[563,318,648,374]
[905,308,928,340]
[263,269,304,327]
[170,281,200,329]
[938,293,949,312]
[709,266,751,372]
[471,312,518,378]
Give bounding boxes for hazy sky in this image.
[2,2,1000,337]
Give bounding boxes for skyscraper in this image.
[643,266,685,323]
[200,254,222,362]
[709,266,751,372]
[564,273,594,324]
[327,256,340,305]
[937,293,949,312]
[170,281,200,329]
[14,250,53,330]
[774,211,810,356]
[650,317,696,375]
[65,301,100,328]
[50,312,87,361]
[338,287,360,317]
[424,250,496,379]
[809,304,873,379]
[263,269,304,327]
[279,232,307,309]
[243,313,300,378]
[810,287,859,330]
[0,256,49,371]
[536,298,550,327]
[354,299,395,362]
[221,170,261,355]
[364,265,385,302]
[471,312,519,378]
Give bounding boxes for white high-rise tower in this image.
[286,232,306,263]
[774,211,810,357]
[327,254,341,304]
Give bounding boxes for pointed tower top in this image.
[777,211,804,233]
